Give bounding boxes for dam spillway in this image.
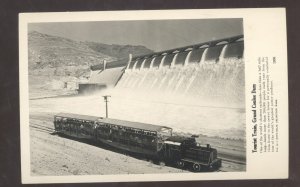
[114,35,244,108]
[79,35,245,139]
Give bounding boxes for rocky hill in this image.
[28,31,153,78]
[85,42,153,59]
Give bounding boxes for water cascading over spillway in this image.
[116,35,244,108]
[87,35,245,139]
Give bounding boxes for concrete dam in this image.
[88,35,244,108]
[75,35,245,139]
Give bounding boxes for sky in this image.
[29,19,243,52]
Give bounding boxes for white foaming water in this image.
[117,57,244,108]
[114,57,245,140]
[31,89,245,140]
[32,57,245,140]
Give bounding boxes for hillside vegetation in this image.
[85,42,152,59]
[28,31,153,95]
[28,31,152,78]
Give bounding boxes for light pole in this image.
[103,95,111,118]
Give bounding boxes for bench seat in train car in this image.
[54,113,100,139]
[54,113,173,158]
[95,118,173,157]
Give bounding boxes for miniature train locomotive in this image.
[54,112,222,171]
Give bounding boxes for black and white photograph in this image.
[19,9,288,183]
[27,18,245,176]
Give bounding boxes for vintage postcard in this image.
[19,8,288,183]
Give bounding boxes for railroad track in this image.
[218,157,246,165]
[30,123,55,133]
[217,158,246,172]
[29,122,245,172]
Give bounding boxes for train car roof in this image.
[55,113,171,132]
[99,118,171,132]
[55,113,102,121]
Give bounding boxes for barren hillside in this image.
[28,31,153,78]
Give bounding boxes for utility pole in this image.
[103,95,111,118]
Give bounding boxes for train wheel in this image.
[176,160,185,168]
[193,163,201,172]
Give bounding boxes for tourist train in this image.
[54,113,222,172]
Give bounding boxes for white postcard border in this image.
[19,8,288,183]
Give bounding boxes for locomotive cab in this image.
[162,136,221,171]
